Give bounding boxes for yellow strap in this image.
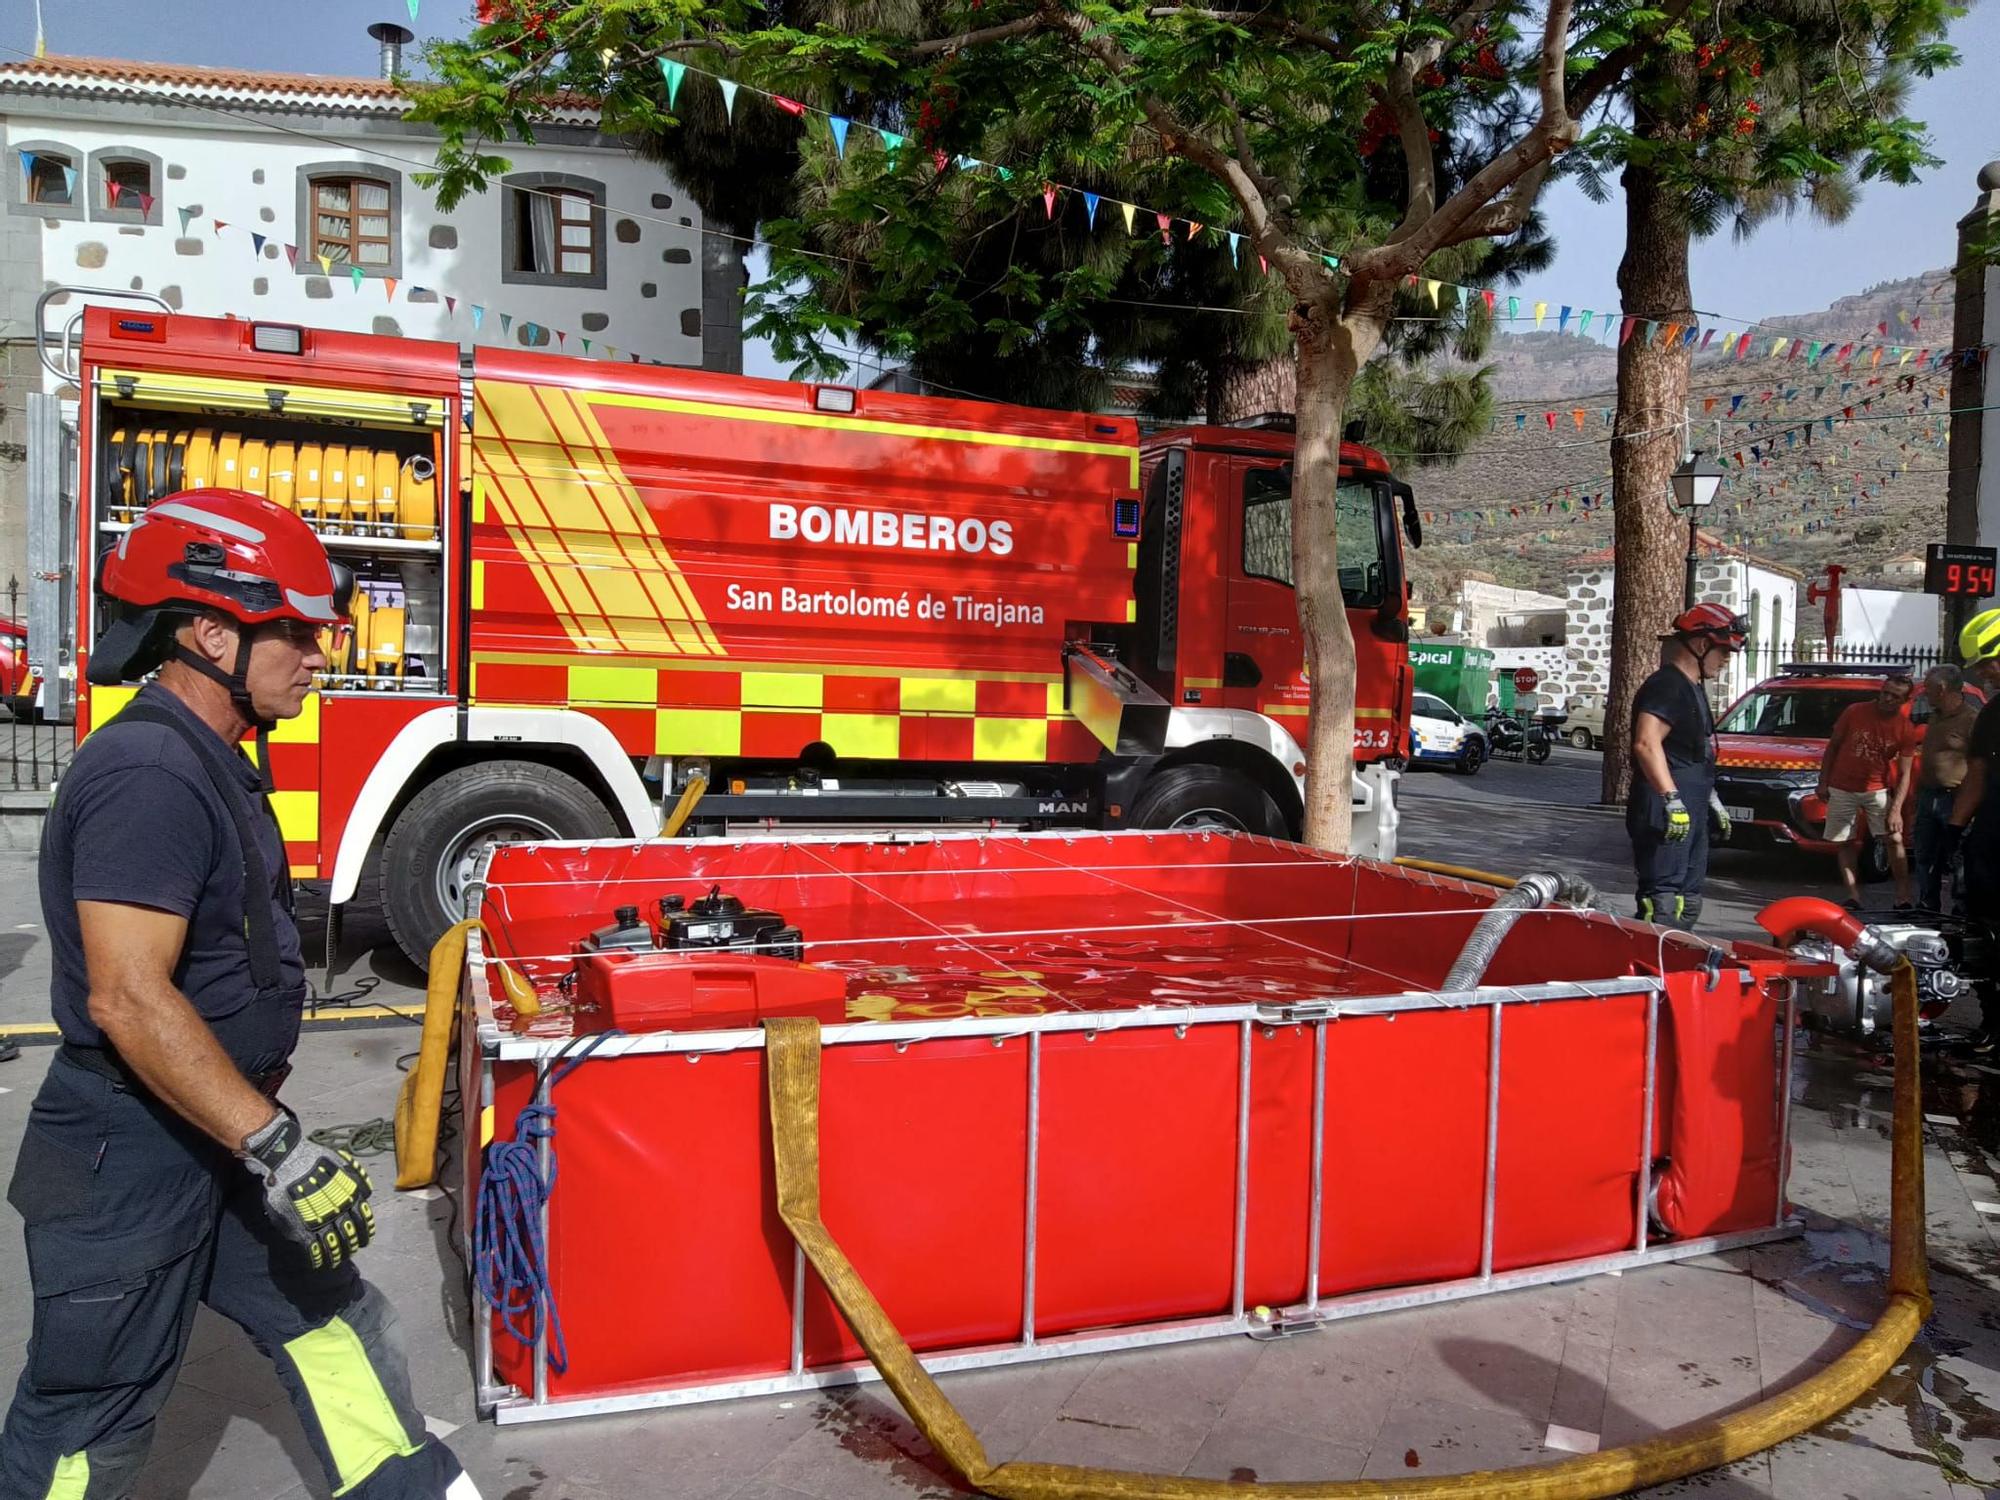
[284,1316,422,1496]
[759,959,1930,1498]
[40,1452,88,1500]
[394,920,539,1189]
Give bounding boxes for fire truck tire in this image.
[1129,764,1287,837]
[382,760,620,968]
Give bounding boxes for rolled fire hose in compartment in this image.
[99,412,443,689]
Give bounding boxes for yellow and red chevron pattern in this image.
[471,655,1103,764]
[471,380,723,657]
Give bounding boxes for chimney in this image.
[366,21,415,80]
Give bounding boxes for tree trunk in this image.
[1292,306,1382,850]
[1208,357,1298,425]
[1599,150,1697,807]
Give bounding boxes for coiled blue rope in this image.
[473,1030,622,1374]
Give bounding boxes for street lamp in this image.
[1670,450,1725,608]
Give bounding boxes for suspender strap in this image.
[110,702,286,991]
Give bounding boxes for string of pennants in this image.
[650,56,1956,352]
[655,57,1335,277]
[176,210,671,364]
[1492,369,1973,436]
[1421,379,1953,539]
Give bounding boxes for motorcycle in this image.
[1483,707,1553,764]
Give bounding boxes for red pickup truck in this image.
[0,617,36,718]
[1709,662,1927,882]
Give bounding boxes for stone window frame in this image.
[293,160,403,279]
[500,171,609,290]
[9,139,83,221]
[88,146,164,228]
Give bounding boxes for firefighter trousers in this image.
[0,1054,470,1500]
[1627,766,1714,932]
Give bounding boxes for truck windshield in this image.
[1243,470,1386,607]
[1716,686,1874,738]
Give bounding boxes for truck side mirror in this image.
[1393,480,1421,549]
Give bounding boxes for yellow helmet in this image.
[1962,608,2000,665]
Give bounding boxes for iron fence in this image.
[3,576,71,798]
[1735,640,1946,682]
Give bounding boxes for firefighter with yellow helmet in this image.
[1942,606,2000,1052]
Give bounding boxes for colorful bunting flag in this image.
[1083,192,1100,228]
[1155,212,1172,245]
[1534,301,1547,329]
[719,79,738,121]
[828,116,850,157]
[251,232,266,256]
[1120,202,1136,234]
[660,59,686,109]
[350,266,364,291]
[1557,305,1571,333]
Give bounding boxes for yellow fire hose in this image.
[1391,856,1520,889]
[760,956,1930,1498]
[394,778,707,1188]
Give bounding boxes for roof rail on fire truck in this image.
[35,285,172,384]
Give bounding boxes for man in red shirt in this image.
[1815,673,1919,909]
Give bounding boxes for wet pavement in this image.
[0,788,1998,1497]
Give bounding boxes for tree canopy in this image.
[415,0,1702,846]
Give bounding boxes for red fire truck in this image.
[32,291,1417,965]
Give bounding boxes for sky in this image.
[10,0,1998,368]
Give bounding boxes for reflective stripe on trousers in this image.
[0,1054,467,1500]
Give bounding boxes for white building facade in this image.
[0,51,743,589]
[1565,535,1799,707]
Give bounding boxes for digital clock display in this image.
[1926,544,1999,598]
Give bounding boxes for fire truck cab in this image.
[29,292,1414,967]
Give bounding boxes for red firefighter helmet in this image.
[88,490,353,690]
[1663,602,1749,651]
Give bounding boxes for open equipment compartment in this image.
[82,309,457,694]
[455,830,1812,1424]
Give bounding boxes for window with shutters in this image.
[89,147,163,226]
[294,164,402,278]
[500,172,608,289]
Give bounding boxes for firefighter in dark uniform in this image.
[1942,607,2000,1053]
[0,492,478,1499]
[1626,604,1747,931]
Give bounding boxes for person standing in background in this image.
[1627,605,1746,931]
[1914,665,1978,913]
[1815,673,1919,911]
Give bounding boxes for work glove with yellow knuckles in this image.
[242,1106,376,1270]
[1661,793,1693,844]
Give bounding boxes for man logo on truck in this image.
[770,502,1015,556]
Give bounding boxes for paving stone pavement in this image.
[0,793,1998,1497]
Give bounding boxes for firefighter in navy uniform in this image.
[0,492,478,1499]
[1941,607,2000,1053]
[1626,604,1747,931]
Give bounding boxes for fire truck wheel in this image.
[1129,764,1288,837]
[382,760,620,967]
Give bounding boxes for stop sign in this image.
[1513,668,1540,693]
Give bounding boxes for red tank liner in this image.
[457,830,1813,1423]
